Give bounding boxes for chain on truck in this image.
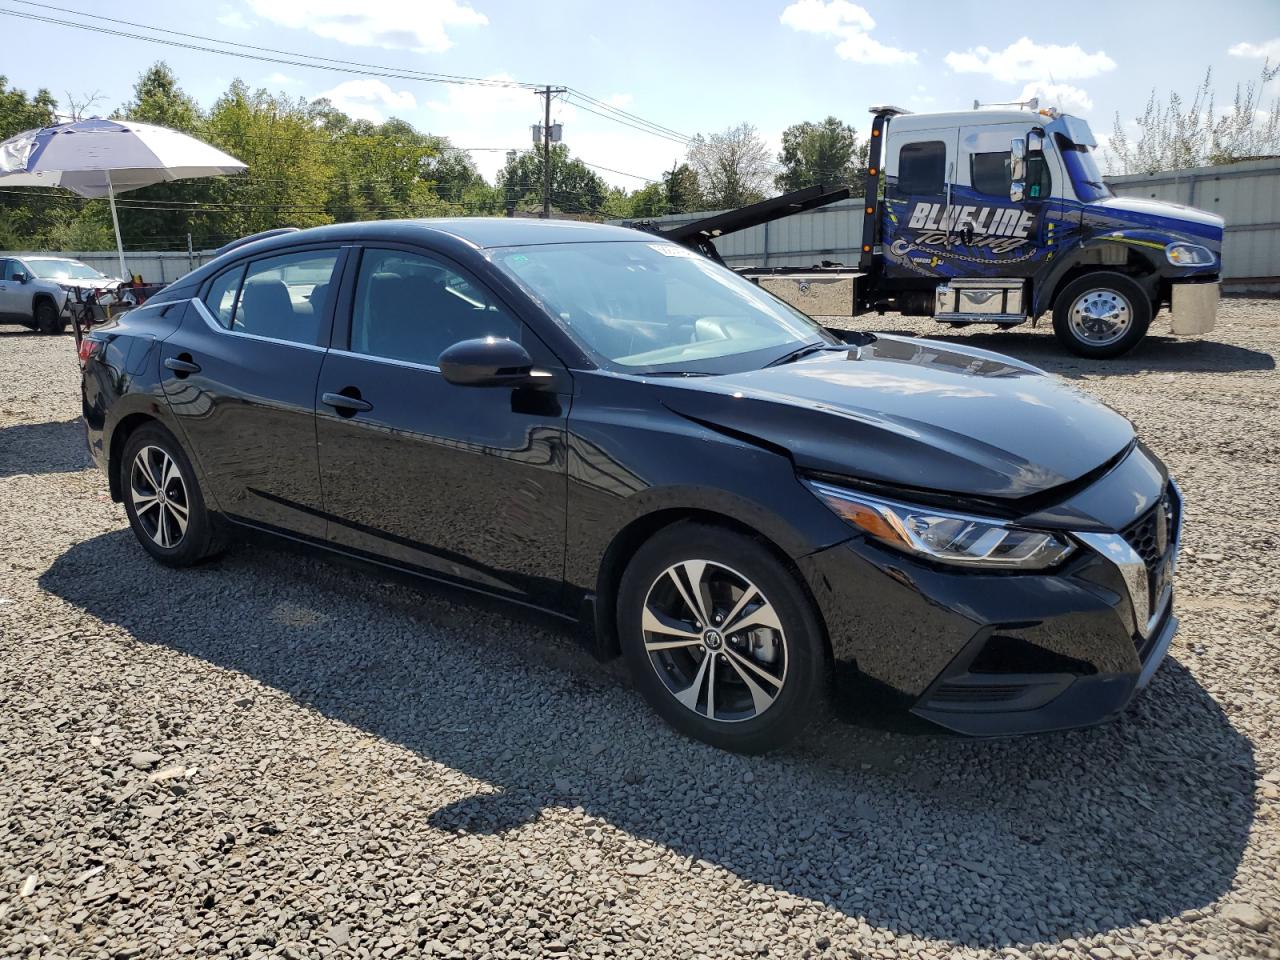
[632,103,1224,359]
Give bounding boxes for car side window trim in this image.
[198,244,349,349]
[187,296,329,353]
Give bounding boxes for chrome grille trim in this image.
[1075,480,1182,641]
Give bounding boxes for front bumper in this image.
[1170,281,1218,336]
[797,482,1182,737]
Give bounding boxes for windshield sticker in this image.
[649,243,698,258]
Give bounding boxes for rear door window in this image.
[203,249,340,345]
[897,141,946,195]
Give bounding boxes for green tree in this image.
[686,123,773,209]
[662,163,704,214]
[496,144,612,217]
[0,76,62,248]
[775,116,867,193]
[121,62,201,132]
[628,181,668,218]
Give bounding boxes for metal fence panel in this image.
[0,250,219,284]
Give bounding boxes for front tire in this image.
[1052,272,1151,358]
[34,299,65,335]
[618,523,830,753]
[121,424,223,566]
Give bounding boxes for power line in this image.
[1,2,694,149]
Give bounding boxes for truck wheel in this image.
[1052,272,1150,359]
[34,298,65,335]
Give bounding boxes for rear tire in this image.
[618,522,829,753]
[1052,272,1151,358]
[121,424,224,566]
[34,298,65,335]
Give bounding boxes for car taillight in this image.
[78,337,102,366]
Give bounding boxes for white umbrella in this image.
[0,118,247,280]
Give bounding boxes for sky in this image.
[2,0,1278,188]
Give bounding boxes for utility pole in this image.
[537,85,567,218]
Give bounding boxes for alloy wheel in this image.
[129,445,190,549]
[641,559,788,723]
[1069,289,1133,346]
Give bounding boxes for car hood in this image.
[659,335,1136,500]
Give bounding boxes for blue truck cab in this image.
[862,105,1223,357]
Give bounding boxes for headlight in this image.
[1165,242,1214,267]
[805,480,1075,570]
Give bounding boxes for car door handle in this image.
[322,391,373,413]
[164,356,201,374]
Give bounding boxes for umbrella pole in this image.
[106,171,127,281]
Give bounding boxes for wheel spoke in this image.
[642,606,703,651]
[154,504,172,548]
[131,487,160,514]
[668,561,711,626]
[719,586,758,633]
[168,498,189,535]
[724,596,783,634]
[673,651,712,711]
[705,655,716,720]
[724,648,780,715]
[161,454,181,493]
[136,452,160,492]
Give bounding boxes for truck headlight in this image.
[1165,242,1214,267]
[805,480,1075,570]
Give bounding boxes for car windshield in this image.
[1055,134,1112,202]
[489,240,839,374]
[26,259,105,280]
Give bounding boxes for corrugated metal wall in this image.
[0,250,218,284]
[623,158,1280,290]
[1106,158,1279,286]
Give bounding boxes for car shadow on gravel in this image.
[0,418,92,477]
[40,531,1257,949]
[866,329,1275,378]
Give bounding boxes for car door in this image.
[314,243,570,608]
[0,259,24,317]
[881,127,960,279]
[160,244,347,539]
[955,122,1061,278]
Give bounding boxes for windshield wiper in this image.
[765,342,845,367]
[637,370,715,377]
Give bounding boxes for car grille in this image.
[1120,486,1180,630]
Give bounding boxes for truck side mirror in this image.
[1009,180,1026,203]
[1010,138,1027,181]
[12,271,28,284]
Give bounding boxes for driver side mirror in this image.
[1009,137,1027,202]
[12,271,28,284]
[439,337,550,388]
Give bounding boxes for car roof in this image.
[227,217,652,255]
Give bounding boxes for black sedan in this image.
[80,219,1181,753]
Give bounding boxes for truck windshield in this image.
[1055,134,1111,202]
[490,240,839,375]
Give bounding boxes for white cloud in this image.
[246,0,488,53]
[780,0,917,66]
[263,72,300,87]
[316,79,417,123]
[216,7,252,29]
[945,37,1116,82]
[607,93,634,109]
[1018,80,1093,114]
[1229,37,1280,59]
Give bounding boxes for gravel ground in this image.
[1,301,1278,960]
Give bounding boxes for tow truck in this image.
[635,104,1224,358]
